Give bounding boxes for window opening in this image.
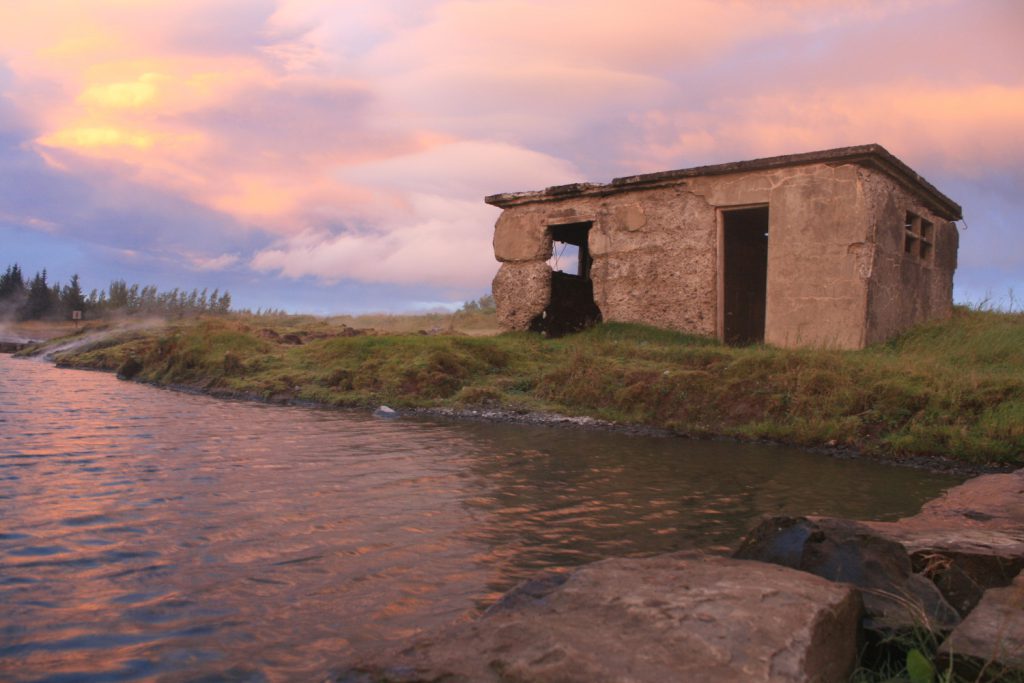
[903,211,934,264]
[549,241,580,275]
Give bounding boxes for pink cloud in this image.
[1,0,1021,298]
[252,140,579,286]
[622,84,1024,175]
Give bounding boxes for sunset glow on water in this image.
[0,357,961,680]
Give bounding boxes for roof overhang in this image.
[484,144,962,221]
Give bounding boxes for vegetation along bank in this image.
[21,305,1024,467]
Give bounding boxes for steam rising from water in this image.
[0,317,168,358]
[0,323,33,345]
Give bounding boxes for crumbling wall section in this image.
[491,210,556,330]
[491,186,719,335]
[860,167,957,346]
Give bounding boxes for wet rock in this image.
[339,553,862,683]
[374,405,398,419]
[734,516,960,632]
[938,571,1024,680]
[863,468,1024,615]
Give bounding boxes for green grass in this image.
[51,306,1024,465]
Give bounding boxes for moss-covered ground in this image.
[43,306,1024,466]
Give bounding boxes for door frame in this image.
[716,203,770,343]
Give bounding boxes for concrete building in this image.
[485,144,961,349]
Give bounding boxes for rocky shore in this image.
[338,469,1024,682]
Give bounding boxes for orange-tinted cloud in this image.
[625,84,1024,174]
[0,0,1021,298]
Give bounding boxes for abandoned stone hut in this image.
[486,144,961,349]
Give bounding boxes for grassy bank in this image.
[42,307,1024,465]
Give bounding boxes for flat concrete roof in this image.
[485,144,962,221]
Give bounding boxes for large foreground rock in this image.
[734,516,959,632]
[339,553,862,683]
[938,571,1024,679]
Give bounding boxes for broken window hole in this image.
[530,221,601,336]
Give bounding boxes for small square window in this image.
[903,211,934,265]
[920,219,934,241]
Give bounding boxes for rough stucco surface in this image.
[492,261,550,330]
[591,186,718,334]
[493,210,552,262]
[488,159,957,348]
[860,166,957,346]
[760,163,870,348]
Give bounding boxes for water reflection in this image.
[0,356,961,681]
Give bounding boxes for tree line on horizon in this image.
[0,263,232,321]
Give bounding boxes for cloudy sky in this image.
[0,0,1021,313]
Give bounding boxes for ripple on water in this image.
[0,355,964,681]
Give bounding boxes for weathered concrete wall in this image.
[490,165,874,345]
[758,163,870,349]
[689,163,875,348]
[589,186,718,334]
[860,167,958,346]
[490,157,955,348]
[492,186,719,336]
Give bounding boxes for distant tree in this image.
[459,293,496,314]
[108,279,129,309]
[214,291,231,314]
[61,274,86,318]
[139,285,157,314]
[3,265,233,320]
[50,281,62,314]
[0,264,26,300]
[21,270,53,320]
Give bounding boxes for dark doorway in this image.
[531,222,602,336]
[722,206,769,345]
